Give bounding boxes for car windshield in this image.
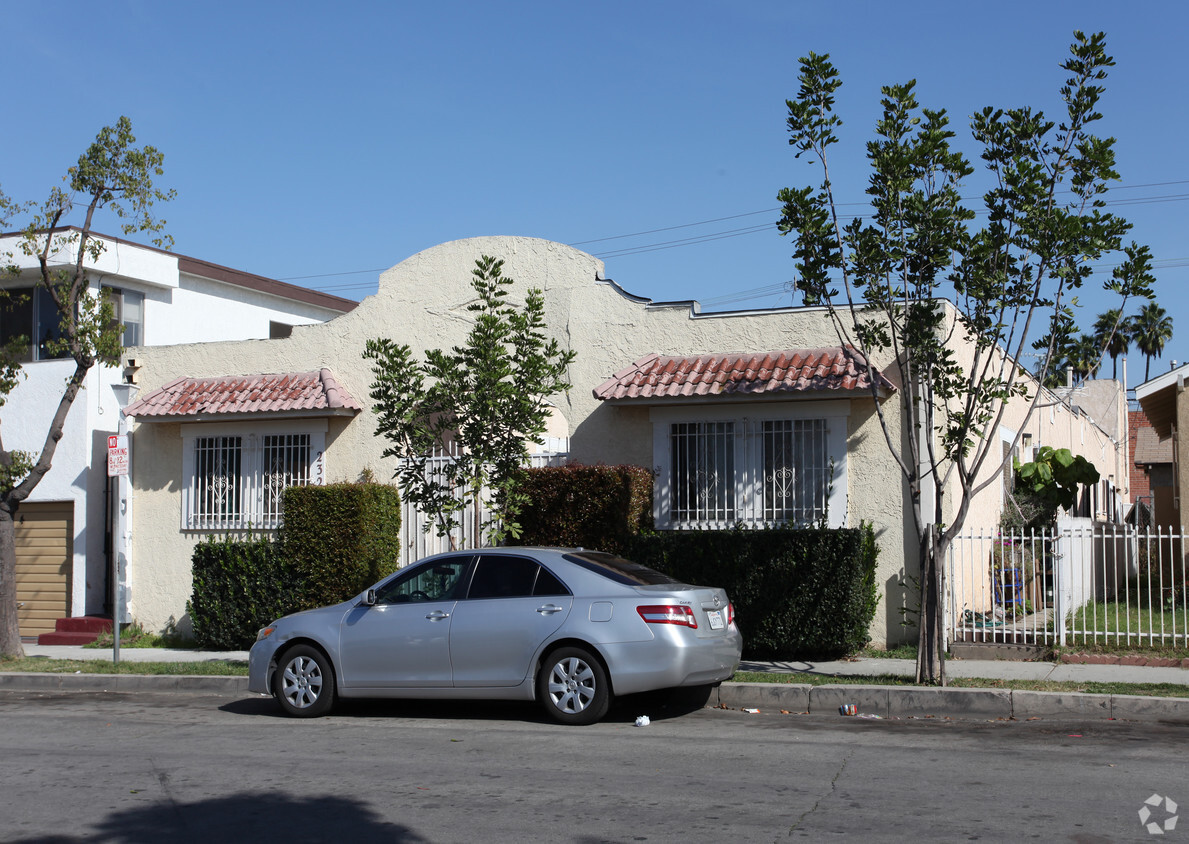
[562,551,680,586]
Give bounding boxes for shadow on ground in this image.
[10,793,426,843]
[220,683,716,725]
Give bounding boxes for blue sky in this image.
[5,1,1186,373]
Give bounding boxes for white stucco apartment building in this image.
[1,229,355,639]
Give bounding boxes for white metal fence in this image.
[946,518,1189,648]
[398,452,569,567]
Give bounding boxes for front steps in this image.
[37,616,112,645]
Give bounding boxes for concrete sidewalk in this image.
[4,645,1187,723]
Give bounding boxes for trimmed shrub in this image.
[512,464,653,555]
[189,534,300,650]
[626,524,880,660]
[278,482,402,609]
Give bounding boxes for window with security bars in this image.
[193,437,243,526]
[670,421,736,523]
[262,434,311,524]
[186,430,320,530]
[761,419,828,524]
[664,416,835,528]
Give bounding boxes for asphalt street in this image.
[2,688,1186,843]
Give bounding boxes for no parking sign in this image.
[107,434,129,476]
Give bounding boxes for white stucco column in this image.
[110,383,139,664]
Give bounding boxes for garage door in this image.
[15,502,73,638]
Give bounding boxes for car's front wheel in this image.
[538,646,610,725]
[274,644,336,717]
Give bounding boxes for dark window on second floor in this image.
[0,286,69,361]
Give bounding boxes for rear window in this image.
[562,552,680,586]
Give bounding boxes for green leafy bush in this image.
[512,464,653,556]
[278,483,402,609]
[188,535,300,650]
[626,524,880,660]
[188,482,402,648]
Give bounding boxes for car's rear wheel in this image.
[274,644,336,717]
[538,646,610,725]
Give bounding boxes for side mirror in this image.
[363,589,377,607]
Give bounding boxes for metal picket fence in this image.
[946,519,1189,648]
[398,452,568,567]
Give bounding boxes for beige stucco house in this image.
[120,236,1126,646]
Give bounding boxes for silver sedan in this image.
[248,547,742,725]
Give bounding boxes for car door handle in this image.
[536,604,563,615]
[425,610,451,620]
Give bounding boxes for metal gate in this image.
[398,452,568,567]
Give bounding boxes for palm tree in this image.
[1066,333,1102,384]
[1133,303,1174,381]
[1092,308,1130,379]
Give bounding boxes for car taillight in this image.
[637,605,698,628]
[727,602,735,627]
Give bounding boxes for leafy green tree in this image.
[1014,447,1100,523]
[0,117,174,658]
[777,33,1154,683]
[1132,302,1174,381]
[364,256,575,547]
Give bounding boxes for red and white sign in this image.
[107,434,129,477]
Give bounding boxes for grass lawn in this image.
[1065,592,1189,653]
[0,657,247,676]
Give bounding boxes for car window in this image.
[533,565,570,597]
[562,551,680,586]
[374,556,471,604]
[467,555,540,599]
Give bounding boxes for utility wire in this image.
[280,179,1189,294]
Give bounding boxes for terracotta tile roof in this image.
[594,347,894,401]
[124,369,362,419]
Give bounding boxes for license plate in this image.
[706,610,724,630]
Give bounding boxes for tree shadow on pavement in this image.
[10,792,427,843]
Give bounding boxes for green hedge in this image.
[278,483,402,609]
[188,535,300,650]
[625,524,880,660]
[512,464,653,555]
[188,482,402,648]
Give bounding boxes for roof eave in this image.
[130,408,360,423]
[597,387,888,405]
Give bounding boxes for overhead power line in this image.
[279,178,1189,294]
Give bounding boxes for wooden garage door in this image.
[15,502,73,637]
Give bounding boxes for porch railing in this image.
[946,518,1189,648]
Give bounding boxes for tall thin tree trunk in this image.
[915,525,946,685]
[0,504,24,658]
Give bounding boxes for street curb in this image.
[709,683,1189,724]
[3,673,1187,723]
